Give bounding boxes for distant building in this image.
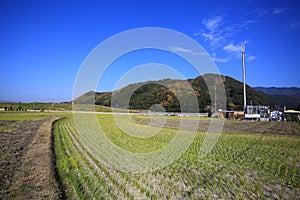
[218,110,234,119]
[217,110,244,120]
[270,110,283,121]
[244,105,270,121]
[283,110,300,122]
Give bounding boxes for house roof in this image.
[284,110,300,114]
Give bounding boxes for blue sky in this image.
[0,0,300,102]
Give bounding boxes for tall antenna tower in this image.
[214,85,217,114]
[242,44,246,109]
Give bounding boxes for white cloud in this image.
[210,49,256,63]
[202,16,223,32]
[223,42,245,59]
[169,46,204,56]
[247,56,256,61]
[198,15,256,49]
[222,42,256,61]
[212,56,230,63]
[289,21,300,29]
[196,14,259,62]
[249,8,269,18]
[223,43,241,53]
[211,53,230,63]
[199,16,228,47]
[273,7,285,15]
[202,32,214,41]
[239,20,258,28]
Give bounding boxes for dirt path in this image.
[0,119,47,198]
[4,117,63,200]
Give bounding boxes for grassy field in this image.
[0,102,137,113]
[0,111,299,199]
[0,102,72,111]
[53,114,300,199]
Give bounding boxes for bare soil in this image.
[0,117,62,200]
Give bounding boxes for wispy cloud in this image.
[202,16,223,32]
[210,46,255,63]
[211,53,230,63]
[169,46,204,56]
[273,7,285,15]
[239,20,258,28]
[248,8,269,18]
[197,6,292,64]
[247,55,256,61]
[223,43,241,53]
[197,15,258,49]
[289,21,300,29]
[195,14,259,63]
[196,16,229,48]
[223,41,251,59]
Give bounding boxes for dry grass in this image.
[8,117,62,200]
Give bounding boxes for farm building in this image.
[283,110,300,122]
[270,110,283,121]
[244,105,270,121]
[218,110,234,119]
[217,110,244,119]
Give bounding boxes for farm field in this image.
[135,116,300,135]
[54,114,300,199]
[0,111,299,199]
[0,112,64,199]
[0,102,138,113]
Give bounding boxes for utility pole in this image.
[242,44,246,110]
[214,85,217,114]
[51,99,54,110]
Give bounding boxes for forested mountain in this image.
[254,87,300,97]
[75,74,293,112]
[254,87,300,109]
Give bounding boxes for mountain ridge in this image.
[254,87,300,97]
[74,74,300,111]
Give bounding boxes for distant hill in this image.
[0,100,13,103]
[254,87,300,109]
[74,74,280,112]
[254,87,300,97]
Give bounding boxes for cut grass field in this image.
[54,114,300,199]
[0,111,299,199]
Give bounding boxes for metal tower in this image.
[242,44,246,109]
